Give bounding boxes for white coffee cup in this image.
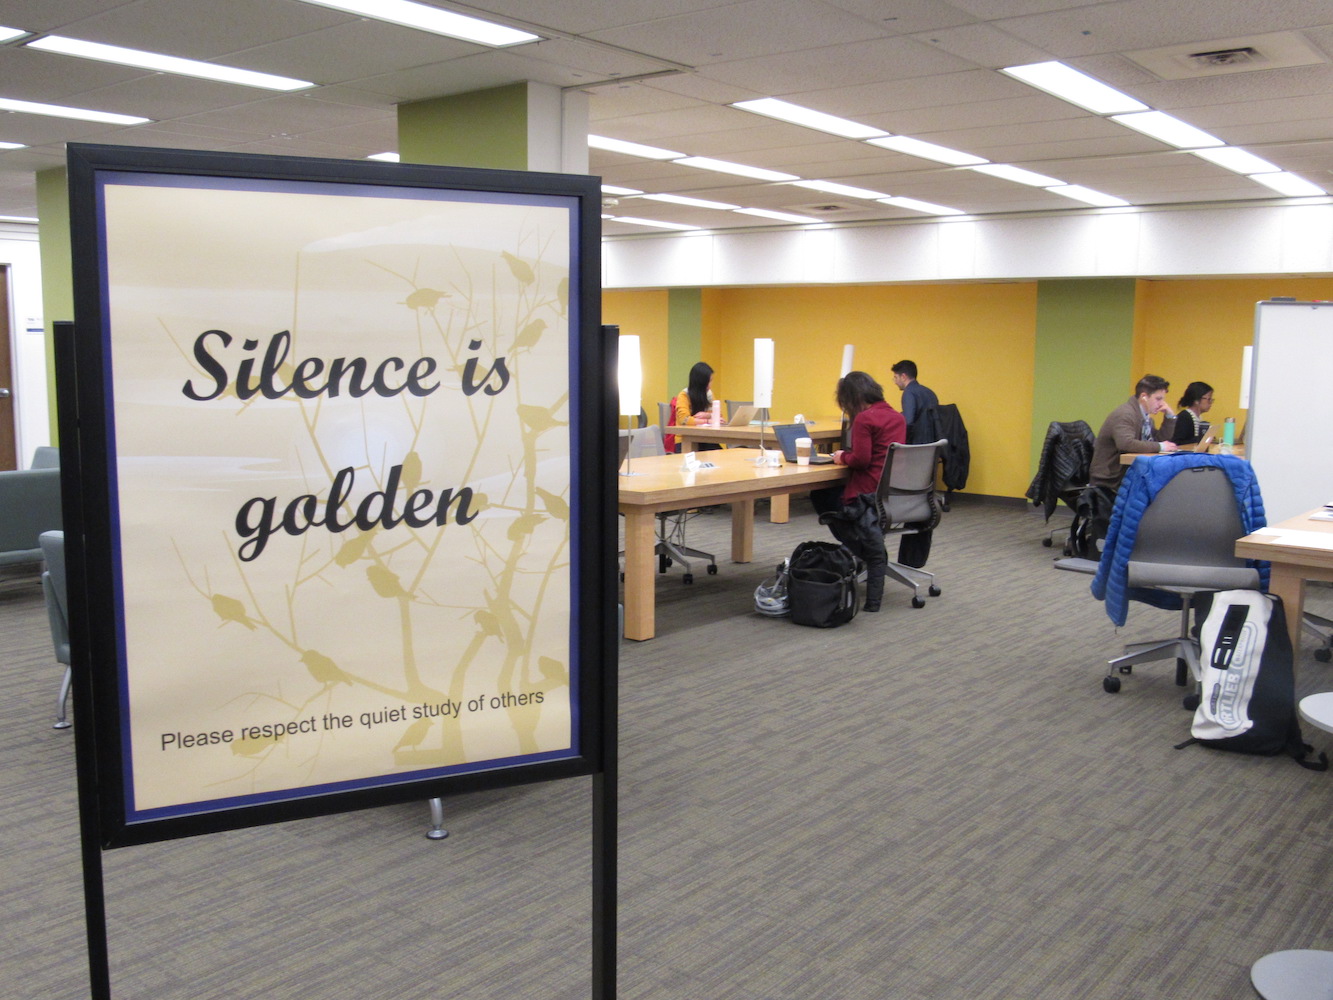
[795,437,812,465]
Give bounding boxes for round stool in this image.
[1250,693,1333,999]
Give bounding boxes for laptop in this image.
[726,403,758,426]
[771,423,834,464]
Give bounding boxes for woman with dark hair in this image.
[1171,380,1214,445]
[813,370,906,612]
[672,361,720,451]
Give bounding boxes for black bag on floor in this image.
[787,540,859,628]
[1064,485,1116,559]
[1177,590,1328,770]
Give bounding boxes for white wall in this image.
[603,198,1333,288]
[0,222,49,466]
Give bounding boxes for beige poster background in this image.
[102,179,575,814]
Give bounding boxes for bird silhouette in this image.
[210,593,257,630]
[535,487,569,520]
[514,319,546,349]
[367,564,409,599]
[500,250,535,285]
[516,404,567,433]
[393,717,433,752]
[507,512,545,542]
[300,649,350,686]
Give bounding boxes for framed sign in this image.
[66,144,610,847]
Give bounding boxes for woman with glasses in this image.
[1171,381,1215,445]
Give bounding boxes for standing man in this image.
[1089,374,1179,491]
[890,360,939,444]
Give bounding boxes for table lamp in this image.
[618,334,643,476]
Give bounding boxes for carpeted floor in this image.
[2,498,1331,999]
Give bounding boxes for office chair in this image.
[621,425,717,584]
[1096,463,1261,698]
[1025,420,1094,549]
[874,439,947,608]
[1302,585,1333,663]
[657,401,678,453]
[39,531,72,730]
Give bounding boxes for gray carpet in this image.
[2,499,1331,999]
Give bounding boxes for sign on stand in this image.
[64,143,615,998]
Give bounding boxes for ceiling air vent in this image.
[786,201,863,216]
[1187,46,1261,69]
[1126,31,1326,79]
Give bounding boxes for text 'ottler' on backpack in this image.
[786,541,860,628]
[1176,590,1328,770]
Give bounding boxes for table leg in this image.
[622,509,657,641]
[731,500,755,563]
[1267,567,1306,659]
[770,494,789,523]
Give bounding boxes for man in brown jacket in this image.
[1089,374,1179,490]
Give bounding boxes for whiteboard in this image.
[1249,300,1333,523]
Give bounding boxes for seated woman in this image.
[812,371,907,612]
[672,361,721,451]
[1171,381,1214,445]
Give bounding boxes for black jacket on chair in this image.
[1026,420,1094,521]
[935,403,970,493]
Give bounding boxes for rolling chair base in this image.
[1103,602,1199,705]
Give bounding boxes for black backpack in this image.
[1176,591,1328,770]
[787,541,860,628]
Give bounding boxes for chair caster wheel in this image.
[1103,676,1121,693]
[682,573,693,584]
[1316,648,1332,663]
[928,585,941,597]
[1042,537,1053,547]
[911,597,925,608]
[619,572,624,581]
[707,564,717,575]
[1182,693,1200,711]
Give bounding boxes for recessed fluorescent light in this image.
[610,216,700,231]
[0,25,28,43]
[1189,146,1279,175]
[367,152,400,162]
[731,98,888,140]
[26,35,314,91]
[789,179,890,200]
[1248,171,1326,197]
[601,184,643,196]
[0,214,39,223]
[0,96,149,125]
[292,0,538,46]
[866,135,986,166]
[588,135,684,160]
[1001,62,1148,115]
[878,196,964,216]
[0,141,27,150]
[733,207,819,223]
[1111,111,1223,149]
[970,163,1063,187]
[1046,185,1130,207]
[674,156,799,182]
[640,193,740,210]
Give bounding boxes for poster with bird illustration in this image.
[78,158,597,828]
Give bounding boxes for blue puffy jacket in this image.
[1090,454,1268,626]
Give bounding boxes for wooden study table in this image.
[1235,508,1333,654]
[619,448,847,641]
[673,419,843,523]
[1118,443,1245,465]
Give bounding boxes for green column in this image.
[398,82,587,172]
[36,167,72,442]
[666,288,702,397]
[1029,278,1138,472]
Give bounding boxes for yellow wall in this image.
[603,289,669,420]
[1136,277,1333,427]
[702,283,1039,499]
[603,276,1333,499]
